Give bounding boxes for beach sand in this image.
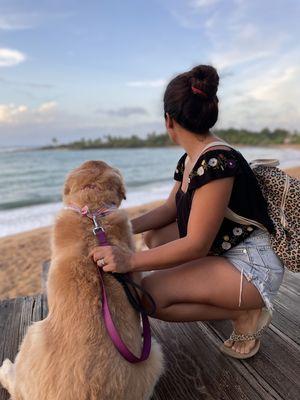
[1,166,299,301]
[0,200,164,301]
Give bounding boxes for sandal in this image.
[219,307,273,359]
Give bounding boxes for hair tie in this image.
[191,86,207,97]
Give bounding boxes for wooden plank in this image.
[0,266,299,400]
[280,271,300,295]
[41,258,51,293]
[208,317,300,400]
[270,277,300,345]
[1,295,278,400]
[150,320,278,400]
[0,295,43,400]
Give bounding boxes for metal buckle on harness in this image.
[92,215,104,235]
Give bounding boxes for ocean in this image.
[0,145,299,237]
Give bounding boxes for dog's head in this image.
[62,160,126,208]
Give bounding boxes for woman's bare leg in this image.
[140,224,266,355]
[130,221,179,285]
[143,221,180,247]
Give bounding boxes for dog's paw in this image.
[0,359,14,390]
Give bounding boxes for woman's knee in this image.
[140,274,166,317]
[143,221,179,249]
[143,230,158,248]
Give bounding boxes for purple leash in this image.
[64,204,153,363]
[94,227,152,363]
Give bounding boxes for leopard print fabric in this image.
[252,165,300,273]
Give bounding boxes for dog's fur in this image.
[0,160,165,400]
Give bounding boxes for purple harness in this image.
[64,204,156,363]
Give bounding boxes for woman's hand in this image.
[89,245,134,273]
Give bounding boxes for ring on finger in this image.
[97,257,106,267]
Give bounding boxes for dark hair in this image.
[163,65,219,135]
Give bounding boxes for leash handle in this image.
[93,219,152,363]
[97,265,151,363]
[95,227,156,316]
[113,273,157,317]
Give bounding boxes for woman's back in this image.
[173,146,274,254]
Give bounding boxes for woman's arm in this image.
[130,181,180,234]
[131,176,234,271]
[89,177,234,274]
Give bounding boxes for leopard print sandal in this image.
[219,308,273,359]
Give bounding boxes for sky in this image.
[0,0,299,146]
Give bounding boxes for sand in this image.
[0,200,164,301]
[1,166,299,302]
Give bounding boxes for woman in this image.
[90,65,285,359]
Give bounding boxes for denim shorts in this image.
[222,228,285,310]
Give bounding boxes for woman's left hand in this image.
[89,245,134,273]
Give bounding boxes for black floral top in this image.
[174,147,274,255]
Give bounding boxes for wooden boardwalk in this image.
[0,263,299,400]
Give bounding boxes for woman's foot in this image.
[223,308,263,355]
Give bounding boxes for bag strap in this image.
[199,140,235,155]
[196,140,269,231]
[184,140,233,167]
[249,159,280,168]
[224,208,268,232]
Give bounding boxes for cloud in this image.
[0,48,26,67]
[168,0,221,29]
[95,106,148,117]
[126,79,166,88]
[0,104,28,123]
[0,11,73,31]
[0,101,58,125]
[0,13,38,30]
[38,101,57,113]
[192,0,300,131]
[204,11,288,70]
[163,0,300,131]
[0,76,54,89]
[218,59,300,131]
[189,0,220,8]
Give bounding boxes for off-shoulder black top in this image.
[173,147,274,255]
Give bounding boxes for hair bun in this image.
[189,65,219,99]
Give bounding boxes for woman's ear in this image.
[165,112,174,129]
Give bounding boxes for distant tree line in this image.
[41,128,300,150]
[216,128,300,145]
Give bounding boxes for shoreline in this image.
[2,142,300,153]
[0,200,164,301]
[0,165,299,301]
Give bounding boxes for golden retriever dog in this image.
[0,160,165,400]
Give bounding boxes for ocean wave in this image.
[1,145,299,237]
[0,196,61,211]
[0,183,172,237]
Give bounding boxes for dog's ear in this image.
[113,168,126,200]
[117,179,126,200]
[112,168,126,200]
[63,182,71,196]
[120,186,126,200]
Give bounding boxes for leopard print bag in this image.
[198,141,300,273]
[227,158,300,273]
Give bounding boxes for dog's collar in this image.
[64,203,117,218]
[63,203,117,235]
[63,201,154,363]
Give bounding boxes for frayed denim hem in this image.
[232,264,274,311]
[248,275,274,311]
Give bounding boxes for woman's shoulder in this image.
[188,147,243,190]
[193,146,241,172]
[173,152,188,181]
